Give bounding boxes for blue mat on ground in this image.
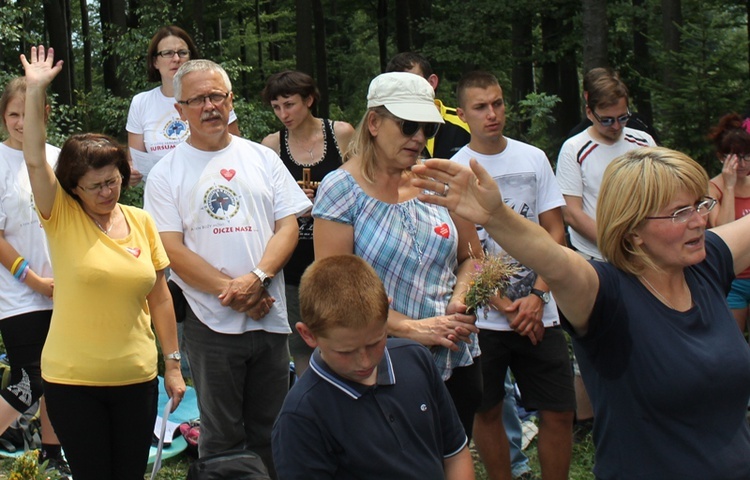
[0,377,199,462]
[147,376,199,466]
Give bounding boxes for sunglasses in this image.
[591,109,631,127]
[387,115,440,139]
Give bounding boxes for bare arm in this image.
[160,231,233,296]
[218,214,299,310]
[260,132,281,155]
[126,133,145,186]
[21,46,61,219]
[711,213,750,276]
[412,158,600,335]
[147,270,186,411]
[444,446,475,480]
[0,231,53,297]
[562,195,598,244]
[507,207,566,343]
[228,120,241,137]
[333,121,355,157]
[314,215,479,349]
[708,173,735,228]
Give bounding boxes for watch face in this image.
[262,277,272,288]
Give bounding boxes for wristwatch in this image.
[165,351,182,362]
[252,268,273,289]
[530,288,551,304]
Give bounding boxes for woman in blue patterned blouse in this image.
[313,72,483,438]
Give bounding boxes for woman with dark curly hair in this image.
[707,112,750,339]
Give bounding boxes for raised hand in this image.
[20,45,63,89]
[411,158,505,226]
[721,154,738,190]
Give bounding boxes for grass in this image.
[0,428,597,479]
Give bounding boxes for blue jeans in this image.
[184,308,289,478]
[503,370,531,478]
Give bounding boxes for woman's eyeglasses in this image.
[77,175,123,194]
[645,196,717,224]
[591,109,631,127]
[389,116,440,139]
[177,92,231,109]
[155,49,191,59]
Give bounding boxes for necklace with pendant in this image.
[641,275,679,310]
[87,213,114,236]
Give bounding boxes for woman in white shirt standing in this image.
[0,77,68,475]
[126,25,239,185]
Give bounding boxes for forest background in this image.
[1,0,749,195]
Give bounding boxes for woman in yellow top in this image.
[22,46,185,480]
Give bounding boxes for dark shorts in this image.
[478,326,575,412]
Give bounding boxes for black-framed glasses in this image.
[155,49,191,59]
[77,175,123,194]
[387,116,440,139]
[591,109,631,127]
[177,92,231,109]
[645,196,717,224]
[724,153,750,163]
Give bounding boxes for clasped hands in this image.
[218,273,274,320]
[491,294,545,345]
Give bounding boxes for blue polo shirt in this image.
[272,338,467,480]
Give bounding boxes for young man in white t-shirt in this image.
[451,71,575,480]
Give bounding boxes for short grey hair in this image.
[173,59,232,100]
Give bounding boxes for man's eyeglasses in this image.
[155,49,191,59]
[387,115,440,139]
[591,109,631,127]
[645,196,717,224]
[77,175,123,194]
[177,92,231,109]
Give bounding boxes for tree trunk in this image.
[510,10,534,108]
[80,0,92,93]
[296,0,314,75]
[661,0,682,89]
[43,0,75,106]
[538,4,581,145]
[632,0,653,126]
[395,0,410,52]
[377,0,388,72]
[312,0,329,118]
[582,0,608,71]
[100,0,127,97]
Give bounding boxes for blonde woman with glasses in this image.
[412,147,750,480]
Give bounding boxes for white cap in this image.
[366,72,444,124]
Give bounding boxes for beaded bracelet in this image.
[13,260,29,280]
[10,256,24,276]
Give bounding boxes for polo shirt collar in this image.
[309,345,395,400]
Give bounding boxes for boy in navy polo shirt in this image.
[272,255,474,480]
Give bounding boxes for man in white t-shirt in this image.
[144,60,311,478]
[451,71,574,480]
[556,69,656,261]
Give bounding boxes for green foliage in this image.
[232,97,278,143]
[506,92,562,162]
[645,1,750,173]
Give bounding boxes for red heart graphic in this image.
[220,169,236,181]
[434,223,450,238]
[126,247,141,258]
